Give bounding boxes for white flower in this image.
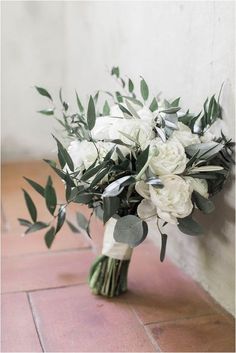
[149,138,187,175]
[184,177,209,198]
[170,122,200,147]
[137,107,155,123]
[68,140,117,171]
[136,175,193,224]
[91,116,121,140]
[109,118,155,150]
[200,119,229,143]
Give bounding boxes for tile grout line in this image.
[128,303,161,352]
[27,292,45,353]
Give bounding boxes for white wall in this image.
[2,1,235,314]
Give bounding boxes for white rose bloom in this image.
[170,122,200,147]
[137,107,155,123]
[184,177,209,198]
[136,175,193,224]
[150,175,193,224]
[149,138,187,175]
[109,119,155,150]
[91,116,122,140]
[68,140,118,171]
[200,119,229,143]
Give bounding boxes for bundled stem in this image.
[88,255,130,297]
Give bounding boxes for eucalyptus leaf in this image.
[22,189,37,223]
[87,95,96,130]
[44,227,56,248]
[24,177,45,197]
[136,146,150,173]
[193,191,215,214]
[35,86,52,101]
[140,78,149,101]
[103,197,120,223]
[66,220,81,233]
[56,207,66,233]
[178,216,203,236]
[44,177,57,215]
[114,215,148,247]
[149,97,158,112]
[76,212,89,231]
[25,221,48,234]
[38,109,54,116]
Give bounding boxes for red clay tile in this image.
[147,314,235,352]
[121,242,217,324]
[2,250,95,293]
[2,228,90,257]
[30,284,156,352]
[1,292,42,352]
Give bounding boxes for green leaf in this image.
[193,191,215,214]
[81,162,106,181]
[22,189,37,222]
[93,91,99,104]
[149,97,158,112]
[75,90,84,112]
[111,66,120,78]
[73,193,93,204]
[76,212,89,231]
[89,167,110,188]
[121,96,143,107]
[66,220,81,233]
[35,86,52,100]
[128,78,134,93]
[178,216,203,236]
[160,233,168,262]
[185,142,224,160]
[87,95,96,130]
[44,177,57,215]
[38,109,54,116]
[94,205,104,220]
[53,136,74,171]
[171,97,180,107]
[18,218,32,227]
[25,222,48,234]
[160,107,181,114]
[103,100,110,115]
[56,207,66,233]
[24,177,45,197]
[125,100,140,119]
[103,197,120,223]
[136,146,150,173]
[118,104,132,116]
[140,78,149,101]
[114,215,148,247]
[115,91,123,103]
[44,227,56,248]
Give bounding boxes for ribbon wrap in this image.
[102,217,133,260]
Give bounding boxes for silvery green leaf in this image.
[178,216,203,236]
[103,197,120,223]
[185,142,224,160]
[193,191,215,214]
[149,97,158,112]
[171,97,180,107]
[35,86,52,101]
[155,127,166,142]
[125,100,140,119]
[102,175,133,197]
[128,78,134,93]
[114,215,148,247]
[118,131,138,144]
[87,96,96,130]
[140,78,149,101]
[188,166,224,173]
[38,109,54,116]
[160,107,181,114]
[165,120,178,130]
[121,96,143,107]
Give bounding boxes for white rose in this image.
[149,138,187,175]
[184,177,209,198]
[91,116,122,140]
[137,107,155,123]
[68,140,119,171]
[136,175,193,224]
[109,118,155,150]
[170,122,200,147]
[200,119,229,142]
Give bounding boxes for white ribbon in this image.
[102,217,133,260]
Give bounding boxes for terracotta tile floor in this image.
[1,161,235,352]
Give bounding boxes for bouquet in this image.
[19,67,234,297]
